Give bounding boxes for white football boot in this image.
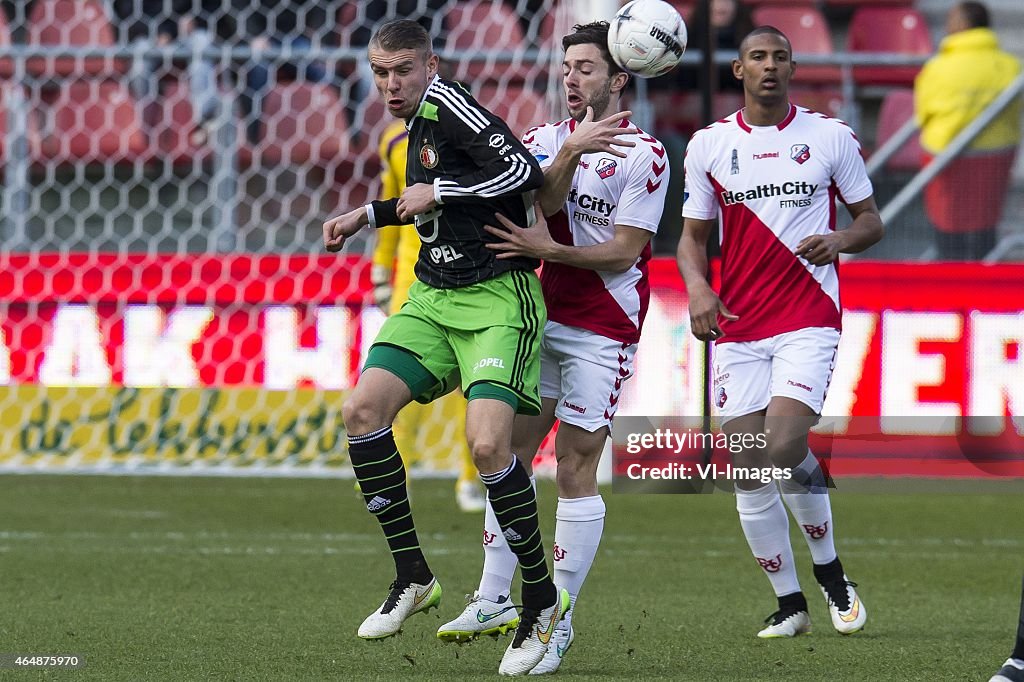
[528,620,574,675]
[357,577,442,639]
[499,588,570,676]
[819,576,867,634]
[990,658,1024,682]
[437,591,519,642]
[757,608,812,638]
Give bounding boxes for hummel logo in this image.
[503,528,522,542]
[366,495,391,512]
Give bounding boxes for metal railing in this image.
[864,73,1024,262]
[0,43,963,257]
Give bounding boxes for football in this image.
[607,0,688,78]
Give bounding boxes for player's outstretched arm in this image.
[323,206,370,252]
[793,196,884,265]
[484,210,651,273]
[536,107,638,217]
[677,217,738,341]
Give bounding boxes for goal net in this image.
[1,0,707,477]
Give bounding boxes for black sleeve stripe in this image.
[438,156,531,198]
[435,82,491,130]
[429,82,489,132]
[466,156,530,195]
[438,157,526,196]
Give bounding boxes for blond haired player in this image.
[436,22,668,674]
[371,119,486,513]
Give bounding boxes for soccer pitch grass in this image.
[1,474,1021,680]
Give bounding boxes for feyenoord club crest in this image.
[596,157,617,179]
[791,143,811,165]
[420,142,438,169]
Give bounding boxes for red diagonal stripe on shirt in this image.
[708,176,841,342]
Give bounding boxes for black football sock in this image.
[1012,575,1024,660]
[480,457,556,610]
[778,591,808,613]
[349,426,431,584]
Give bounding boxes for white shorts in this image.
[712,327,839,421]
[539,321,637,432]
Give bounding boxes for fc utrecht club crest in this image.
[716,386,728,408]
[420,142,439,169]
[791,143,811,165]
[595,158,617,179]
[730,148,739,175]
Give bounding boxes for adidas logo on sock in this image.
[503,527,522,542]
[367,495,391,512]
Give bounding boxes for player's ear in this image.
[731,58,743,81]
[426,52,439,77]
[610,70,629,94]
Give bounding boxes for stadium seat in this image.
[792,86,844,118]
[476,83,550,140]
[444,0,532,85]
[846,6,933,87]
[335,2,358,47]
[666,1,696,22]
[35,81,146,162]
[875,88,923,172]
[27,0,128,78]
[924,148,1016,234]
[823,0,912,7]
[153,81,214,164]
[248,83,349,166]
[649,91,744,136]
[0,9,13,78]
[649,92,700,136]
[538,5,559,45]
[751,6,839,85]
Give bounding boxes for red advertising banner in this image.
[0,253,1021,476]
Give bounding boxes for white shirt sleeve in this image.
[522,124,556,170]
[615,145,669,233]
[681,132,717,220]
[831,124,874,205]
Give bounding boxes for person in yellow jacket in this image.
[370,119,485,512]
[914,1,1022,259]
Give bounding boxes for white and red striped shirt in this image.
[682,104,873,342]
[523,118,669,344]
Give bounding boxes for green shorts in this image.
[366,270,546,415]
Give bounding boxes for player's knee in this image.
[342,393,385,436]
[468,435,509,472]
[763,430,808,466]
